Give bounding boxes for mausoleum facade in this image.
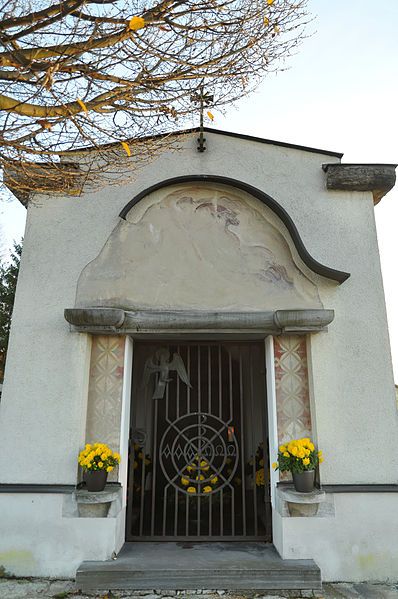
[0,129,397,584]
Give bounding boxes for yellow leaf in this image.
[274,24,280,33]
[128,16,145,31]
[76,98,88,113]
[121,141,131,157]
[264,16,269,26]
[206,111,215,122]
[267,0,274,4]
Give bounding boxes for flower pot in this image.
[292,470,315,493]
[84,470,108,492]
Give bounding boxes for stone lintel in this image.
[322,163,397,205]
[64,308,334,335]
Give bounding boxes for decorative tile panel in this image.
[274,335,312,445]
[86,336,125,451]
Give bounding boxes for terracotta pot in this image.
[84,470,108,492]
[292,470,315,493]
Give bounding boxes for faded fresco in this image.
[76,183,322,311]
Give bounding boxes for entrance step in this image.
[76,542,321,592]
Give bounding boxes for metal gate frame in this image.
[126,341,272,542]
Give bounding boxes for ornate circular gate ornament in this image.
[159,412,239,495]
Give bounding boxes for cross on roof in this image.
[191,86,214,152]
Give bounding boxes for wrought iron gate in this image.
[126,342,271,541]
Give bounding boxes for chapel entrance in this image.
[126,341,271,541]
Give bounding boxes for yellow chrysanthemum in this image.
[187,487,196,494]
[279,444,286,453]
[106,466,113,472]
[308,442,315,452]
[272,462,278,470]
[98,461,104,468]
[181,477,189,486]
[283,451,290,458]
[210,476,218,484]
[256,468,265,486]
[203,486,212,493]
[303,457,310,466]
[196,474,205,481]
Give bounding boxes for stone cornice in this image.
[322,163,397,205]
[64,307,335,335]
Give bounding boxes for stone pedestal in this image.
[278,487,326,517]
[74,488,120,518]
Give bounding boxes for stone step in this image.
[76,542,321,592]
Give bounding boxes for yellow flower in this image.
[267,0,274,4]
[308,442,315,452]
[187,487,196,494]
[318,450,323,457]
[319,457,324,463]
[256,468,265,486]
[106,466,113,472]
[181,477,189,486]
[101,453,107,460]
[279,445,286,453]
[303,457,310,466]
[297,450,305,459]
[210,476,218,484]
[187,465,194,472]
[203,486,212,493]
[290,446,298,457]
[283,452,290,458]
[114,452,121,462]
[196,474,205,481]
[272,462,278,469]
[98,462,104,468]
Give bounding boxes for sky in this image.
[1,0,397,379]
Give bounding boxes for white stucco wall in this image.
[274,493,398,582]
[0,130,397,579]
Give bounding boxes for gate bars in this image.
[126,342,272,541]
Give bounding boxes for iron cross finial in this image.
[191,85,214,152]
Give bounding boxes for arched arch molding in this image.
[119,175,350,284]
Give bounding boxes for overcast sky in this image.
[1,0,397,379]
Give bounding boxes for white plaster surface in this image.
[0,493,121,577]
[277,493,398,582]
[76,183,322,311]
[0,131,397,579]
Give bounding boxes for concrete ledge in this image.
[74,489,120,518]
[64,308,335,335]
[322,163,397,204]
[278,488,326,517]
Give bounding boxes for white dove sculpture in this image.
[142,348,192,399]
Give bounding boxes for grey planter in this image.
[84,470,108,492]
[292,470,315,493]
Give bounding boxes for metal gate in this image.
[126,342,271,541]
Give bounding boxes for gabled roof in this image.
[196,127,344,158]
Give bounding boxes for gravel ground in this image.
[0,582,398,599]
